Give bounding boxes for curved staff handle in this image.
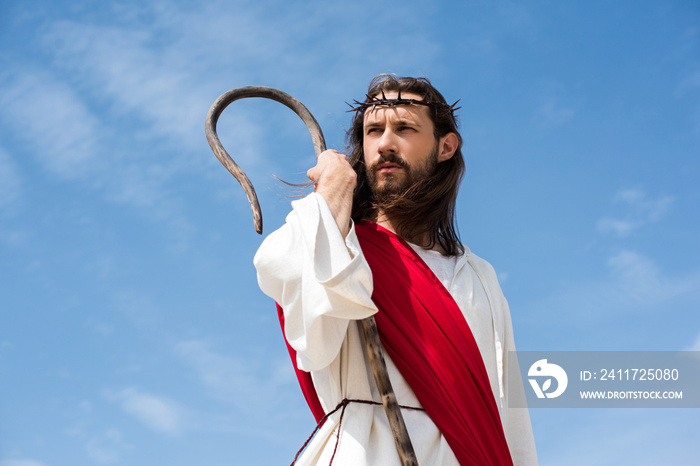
[204,87,419,466]
[205,86,326,234]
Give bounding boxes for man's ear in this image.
[437,132,459,162]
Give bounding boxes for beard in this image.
[366,144,439,203]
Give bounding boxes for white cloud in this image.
[38,4,294,159]
[677,69,700,94]
[595,217,638,237]
[536,97,575,126]
[604,249,699,308]
[175,340,297,415]
[0,66,195,243]
[112,291,162,329]
[0,146,22,213]
[614,188,644,204]
[613,188,673,221]
[84,317,115,337]
[109,388,184,435]
[687,332,700,351]
[176,340,265,406]
[597,188,673,237]
[173,339,313,445]
[523,249,700,337]
[0,460,48,466]
[0,69,100,179]
[84,429,131,465]
[531,79,579,128]
[43,21,205,150]
[606,250,668,303]
[537,409,700,466]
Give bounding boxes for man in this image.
[254,75,538,465]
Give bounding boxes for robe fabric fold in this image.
[279,221,513,466]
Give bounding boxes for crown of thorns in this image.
[347,90,461,117]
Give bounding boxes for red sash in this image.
[278,222,513,465]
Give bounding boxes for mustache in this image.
[368,153,408,171]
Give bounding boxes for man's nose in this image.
[377,129,397,154]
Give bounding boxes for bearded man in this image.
[254,75,538,465]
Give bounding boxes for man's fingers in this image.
[306,166,317,181]
[307,149,344,181]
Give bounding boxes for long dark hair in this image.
[347,74,465,256]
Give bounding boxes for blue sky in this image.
[1,0,698,465]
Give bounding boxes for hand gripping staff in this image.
[205,86,419,466]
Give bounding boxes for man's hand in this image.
[307,150,357,238]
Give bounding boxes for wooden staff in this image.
[205,86,419,466]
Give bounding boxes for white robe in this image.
[254,193,538,465]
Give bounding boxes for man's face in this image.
[362,91,442,197]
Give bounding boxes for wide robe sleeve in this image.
[253,192,378,372]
